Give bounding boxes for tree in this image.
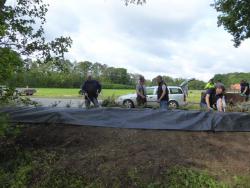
[75,61,93,78]
[0,0,72,83]
[0,48,22,83]
[91,62,106,79]
[188,79,206,90]
[213,72,250,87]
[213,0,250,47]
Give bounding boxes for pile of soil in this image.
[15,125,250,184]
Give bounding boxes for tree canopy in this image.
[5,59,205,90]
[213,0,250,47]
[0,0,72,83]
[213,72,250,87]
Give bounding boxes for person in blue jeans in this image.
[156,76,169,110]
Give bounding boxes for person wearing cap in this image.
[82,74,102,109]
[204,79,215,90]
[136,76,147,107]
[156,75,169,110]
[215,84,226,112]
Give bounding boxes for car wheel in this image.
[168,100,179,109]
[123,100,134,109]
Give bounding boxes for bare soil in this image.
[16,125,250,184]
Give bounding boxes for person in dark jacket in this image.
[240,80,250,101]
[200,87,216,111]
[82,75,102,108]
[156,75,169,110]
[136,75,147,107]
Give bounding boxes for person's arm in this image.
[159,85,166,101]
[205,94,212,110]
[243,85,249,94]
[97,81,102,93]
[137,91,145,98]
[82,82,88,96]
[217,98,223,112]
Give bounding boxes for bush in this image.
[0,150,33,188]
[0,113,20,138]
[0,149,87,188]
[0,114,8,137]
[102,95,118,107]
[102,83,134,89]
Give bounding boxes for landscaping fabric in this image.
[1,107,250,132]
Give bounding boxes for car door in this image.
[146,87,158,107]
[169,87,184,106]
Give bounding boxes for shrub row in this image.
[102,84,135,89]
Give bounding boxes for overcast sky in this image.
[43,0,250,81]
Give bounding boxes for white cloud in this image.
[43,0,250,81]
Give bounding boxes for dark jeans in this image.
[200,102,214,111]
[137,96,147,107]
[246,95,249,102]
[85,97,99,109]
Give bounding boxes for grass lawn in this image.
[188,90,202,103]
[32,88,202,103]
[33,88,135,99]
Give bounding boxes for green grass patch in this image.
[33,88,202,101]
[33,88,135,99]
[165,167,227,188]
[33,88,80,98]
[188,90,202,104]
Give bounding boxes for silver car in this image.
[116,86,186,109]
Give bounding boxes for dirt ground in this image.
[14,124,250,185]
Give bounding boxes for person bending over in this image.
[82,74,102,109]
[200,87,216,111]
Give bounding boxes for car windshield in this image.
[169,88,183,94]
[146,88,155,95]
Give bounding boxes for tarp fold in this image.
[1,107,250,132]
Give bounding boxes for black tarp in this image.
[1,107,250,131]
